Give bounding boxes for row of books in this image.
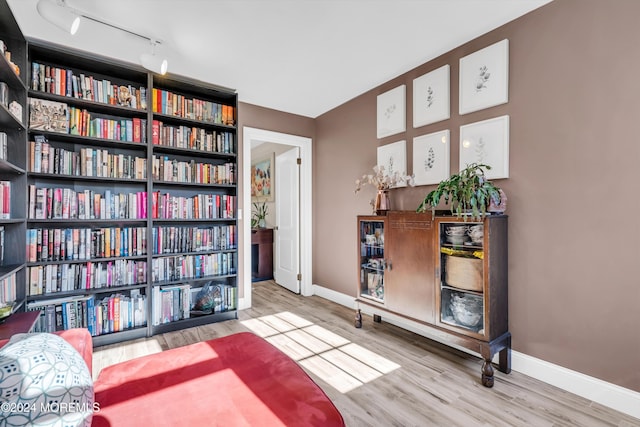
[0,131,8,160]
[31,62,147,110]
[152,192,236,220]
[27,226,148,263]
[151,88,235,126]
[152,155,235,185]
[29,138,148,179]
[28,186,147,220]
[0,271,16,304]
[151,253,236,283]
[68,107,146,143]
[151,284,190,325]
[0,181,9,219]
[151,282,236,325]
[152,225,236,255]
[151,120,235,154]
[28,260,147,295]
[28,291,147,336]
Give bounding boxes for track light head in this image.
[140,43,168,75]
[37,0,81,35]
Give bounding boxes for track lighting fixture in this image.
[36,0,168,75]
[37,0,81,35]
[139,42,168,75]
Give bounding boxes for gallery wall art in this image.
[377,85,406,138]
[413,64,450,128]
[459,39,509,115]
[377,140,408,187]
[413,129,450,186]
[459,115,509,179]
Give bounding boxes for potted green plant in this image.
[417,163,503,220]
[251,200,268,228]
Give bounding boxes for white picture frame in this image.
[377,85,406,138]
[459,39,509,115]
[413,65,450,128]
[377,140,407,187]
[413,130,450,186]
[459,115,509,179]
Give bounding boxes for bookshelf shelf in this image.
[0,158,25,174]
[0,52,25,90]
[27,90,147,119]
[152,144,236,160]
[0,264,23,280]
[0,104,25,129]
[0,218,24,225]
[26,130,148,150]
[27,218,147,225]
[152,218,236,226]
[152,111,236,129]
[92,327,148,347]
[29,173,147,185]
[152,180,235,189]
[6,27,239,344]
[26,254,149,266]
[151,273,237,288]
[26,283,148,301]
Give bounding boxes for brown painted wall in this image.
[315,0,640,392]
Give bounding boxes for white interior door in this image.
[275,147,300,293]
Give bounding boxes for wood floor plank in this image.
[93,280,640,427]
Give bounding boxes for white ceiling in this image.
[8,0,551,118]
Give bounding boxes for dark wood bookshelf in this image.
[0,0,28,333]
[0,1,238,345]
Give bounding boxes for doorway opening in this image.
[241,127,312,309]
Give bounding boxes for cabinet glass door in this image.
[359,219,385,302]
[438,221,485,334]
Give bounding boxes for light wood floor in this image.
[93,281,639,427]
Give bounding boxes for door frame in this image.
[241,127,313,309]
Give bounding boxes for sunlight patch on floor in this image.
[92,338,163,380]
[241,311,400,393]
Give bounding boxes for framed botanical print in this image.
[413,130,450,186]
[459,39,509,115]
[377,85,406,138]
[376,140,408,187]
[413,65,450,128]
[459,115,509,179]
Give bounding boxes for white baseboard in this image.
[311,284,640,420]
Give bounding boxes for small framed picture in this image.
[377,140,407,187]
[459,39,509,115]
[459,115,509,179]
[413,65,450,128]
[413,130,450,186]
[251,153,275,201]
[377,85,406,138]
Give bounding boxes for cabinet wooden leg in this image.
[373,314,382,323]
[481,359,494,388]
[498,346,511,374]
[354,309,362,328]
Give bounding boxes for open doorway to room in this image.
[241,127,312,309]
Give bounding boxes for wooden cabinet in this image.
[356,211,510,387]
[384,212,435,323]
[251,228,273,281]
